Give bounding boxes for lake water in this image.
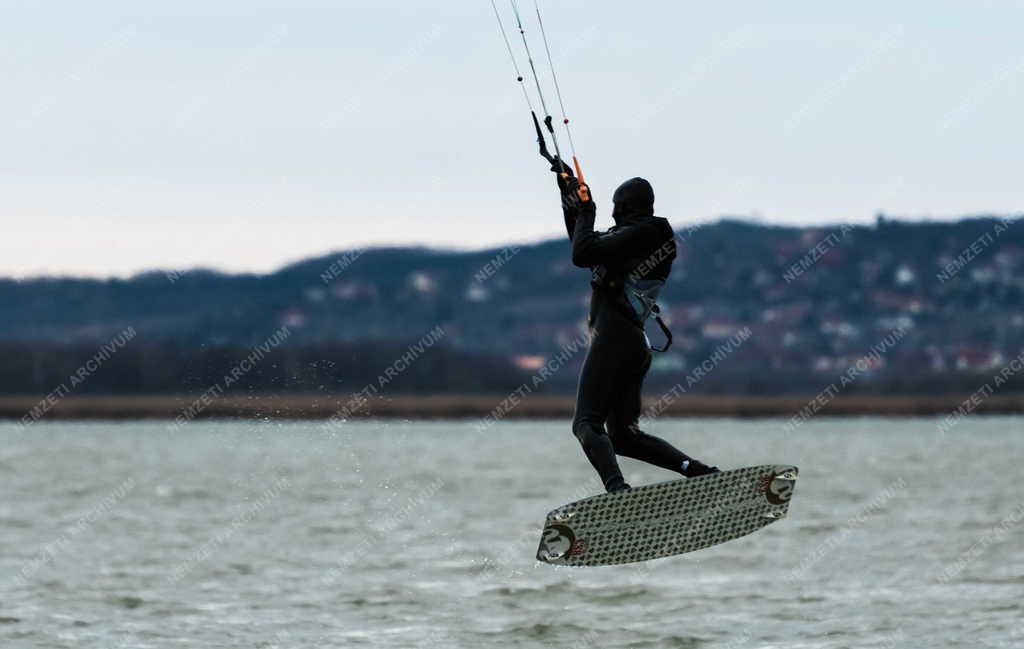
[1,417,1021,648]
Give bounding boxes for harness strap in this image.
[650,305,673,353]
[628,287,672,353]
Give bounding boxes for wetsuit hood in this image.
[611,177,655,225]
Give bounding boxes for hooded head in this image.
[611,177,655,225]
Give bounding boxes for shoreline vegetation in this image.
[2,393,1023,422]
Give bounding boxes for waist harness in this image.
[592,266,673,352]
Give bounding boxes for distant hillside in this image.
[3,216,1023,396]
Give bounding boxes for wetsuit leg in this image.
[571,334,629,492]
[607,346,693,474]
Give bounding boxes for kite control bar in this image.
[493,0,590,203]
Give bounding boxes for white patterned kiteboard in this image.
[536,465,798,567]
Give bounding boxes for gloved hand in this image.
[560,172,592,206]
[554,162,575,195]
[560,174,594,212]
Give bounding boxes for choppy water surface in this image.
[1,417,1022,648]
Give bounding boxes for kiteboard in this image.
[536,464,798,566]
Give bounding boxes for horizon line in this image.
[5,212,1019,283]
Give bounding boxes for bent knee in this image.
[572,419,605,443]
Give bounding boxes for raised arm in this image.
[571,207,650,268]
[550,160,581,240]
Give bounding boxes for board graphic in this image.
[536,464,798,566]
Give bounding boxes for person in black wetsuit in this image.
[554,167,719,493]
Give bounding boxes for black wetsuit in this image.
[559,176,716,492]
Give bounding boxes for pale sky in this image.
[2,0,1022,278]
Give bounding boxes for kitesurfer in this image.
[555,167,720,492]
[489,0,720,494]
